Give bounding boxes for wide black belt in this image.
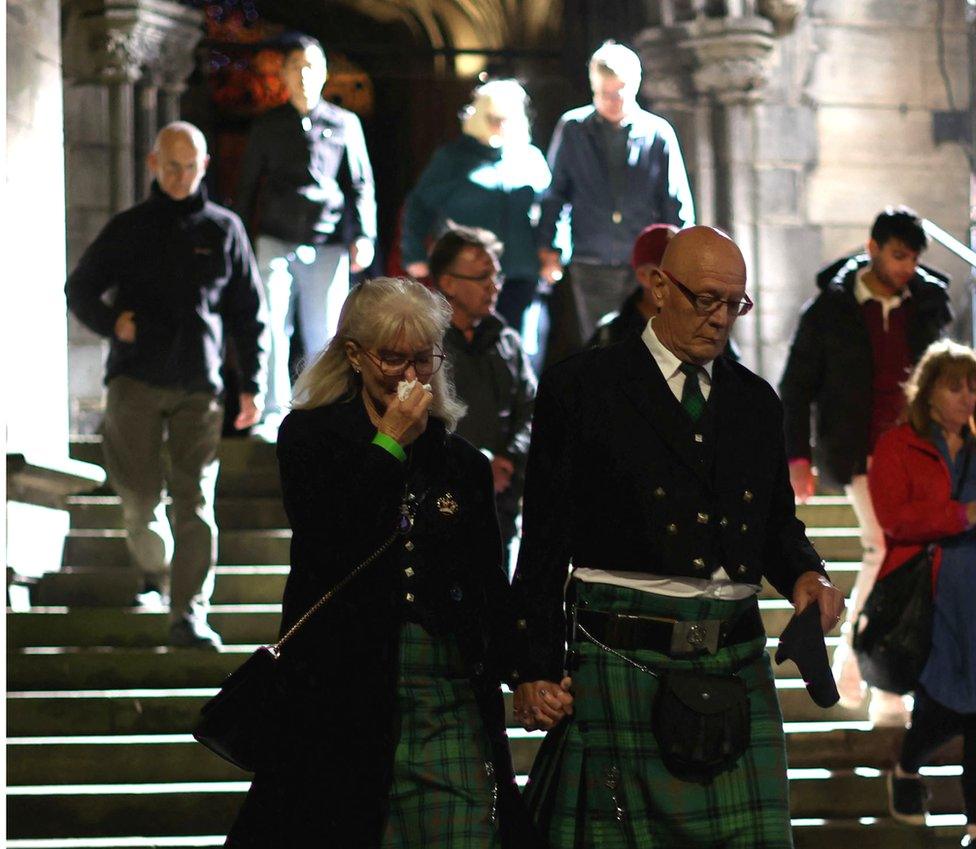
[575,602,764,658]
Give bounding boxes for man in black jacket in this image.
[236,34,376,435]
[66,122,269,649]
[430,225,537,574]
[538,41,695,368]
[512,226,843,847]
[779,206,952,720]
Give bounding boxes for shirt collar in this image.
[641,318,714,383]
[854,267,911,306]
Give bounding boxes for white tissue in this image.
[397,379,432,401]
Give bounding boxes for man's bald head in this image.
[148,122,209,201]
[651,226,749,365]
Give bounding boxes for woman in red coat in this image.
[868,340,976,845]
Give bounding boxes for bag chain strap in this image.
[576,621,661,679]
[270,527,400,658]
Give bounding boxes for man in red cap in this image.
[587,223,678,348]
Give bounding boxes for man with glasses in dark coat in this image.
[429,225,536,575]
[511,226,843,848]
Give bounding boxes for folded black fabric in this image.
[774,602,839,708]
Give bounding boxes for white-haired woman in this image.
[226,277,539,849]
[400,79,551,336]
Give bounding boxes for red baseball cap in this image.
[631,223,679,270]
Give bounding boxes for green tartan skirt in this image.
[523,582,792,849]
[381,621,501,849]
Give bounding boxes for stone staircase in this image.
[6,437,967,847]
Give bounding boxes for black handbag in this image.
[852,445,971,696]
[193,529,399,772]
[651,669,751,784]
[852,546,934,695]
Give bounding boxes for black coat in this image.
[445,316,537,521]
[65,182,268,395]
[235,100,376,246]
[779,254,952,487]
[226,398,535,848]
[511,335,825,683]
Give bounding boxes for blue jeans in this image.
[255,236,350,416]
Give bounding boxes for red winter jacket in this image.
[868,423,969,586]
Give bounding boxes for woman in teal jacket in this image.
[401,79,551,336]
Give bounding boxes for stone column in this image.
[135,78,160,199]
[683,16,776,375]
[61,0,204,433]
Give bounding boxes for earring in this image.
[353,366,361,374]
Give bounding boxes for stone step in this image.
[796,497,858,527]
[67,496,289,531]
[805,528,863,561]
[5,681,866,741]
[63,527,861,569]
[67,498,856,533]
[7,600,839,648]
[3,823,966,849]
[2,821,966,849]
[8,606,283,648]
[27,566,290,610]
[6,773,965,839]
[70,437,278,472]
[62,530,292,569]
[8,726,962,786]
[791,820,964,849]
[7,690,214,737]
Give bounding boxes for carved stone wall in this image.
[637,0,973,381]
[62,0,203,432]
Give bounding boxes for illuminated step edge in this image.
[7,840,226,848]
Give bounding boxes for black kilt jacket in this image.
[226,399,537,848]
[512,334,827,683]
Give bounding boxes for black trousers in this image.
[900,684,976,823]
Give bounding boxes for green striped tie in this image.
[679,362,706,422]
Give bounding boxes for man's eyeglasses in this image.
[445,269,505,289]
[661,269,753,318]
[357,344,446,379]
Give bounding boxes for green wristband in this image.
[372,431,406,462]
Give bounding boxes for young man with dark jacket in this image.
[235,35,376,435]
[66,122,269,649]
[429,225,537,574]
[779,206,952,722]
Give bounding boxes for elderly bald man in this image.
[67,121,269,649]
[511,227,844,847]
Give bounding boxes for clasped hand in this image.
[513,678,574,730]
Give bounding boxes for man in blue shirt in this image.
[539,41,695,368]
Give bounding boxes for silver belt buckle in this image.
[670,619,721,656]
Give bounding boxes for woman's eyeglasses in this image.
[357,345,446,379]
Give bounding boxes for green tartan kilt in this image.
[381,621,502,849]
[524,581,792,849]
